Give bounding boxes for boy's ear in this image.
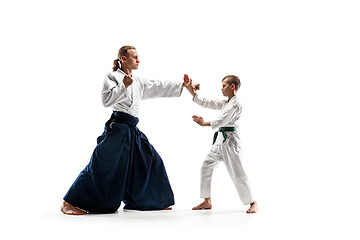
[231,83,236,90]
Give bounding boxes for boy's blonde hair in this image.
[223,75,241,90]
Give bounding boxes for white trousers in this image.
[200,132,254,205]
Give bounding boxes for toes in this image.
[246,208,257,213]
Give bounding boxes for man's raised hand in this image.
[184,74,200,91]
[183,74,192,88]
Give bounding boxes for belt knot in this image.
[212,127,237,144]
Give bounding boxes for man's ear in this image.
[121,56,127,63]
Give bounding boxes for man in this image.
[61,46,195,214]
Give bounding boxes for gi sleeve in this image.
[210,104,241,130]
[193,93,226,110]
[101,73,131,107]
[142,79,183,100]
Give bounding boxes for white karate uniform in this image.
[102,69,183,116]
[193,93,254,205]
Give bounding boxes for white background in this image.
[1,0,359,239]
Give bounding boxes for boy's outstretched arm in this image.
[192,115,211,127]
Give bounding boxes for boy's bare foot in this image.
[192,198,212,210]
[246,201,258,213]
[61,201,88,215]
[163,206,172,210]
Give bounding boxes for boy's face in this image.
[221,79,234,97]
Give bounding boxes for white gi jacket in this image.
[102,69,183,117]
[193,93,242,142]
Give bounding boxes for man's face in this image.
[124,49,140,70]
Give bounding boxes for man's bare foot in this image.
[163,206,172,210]
[192,198,212,210]
[246,201,258,213]
[61,201,88,215]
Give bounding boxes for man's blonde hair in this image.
[112,45,136,71]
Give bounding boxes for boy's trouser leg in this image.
[221,144,254,205]
[200,145,221,198]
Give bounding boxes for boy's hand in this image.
[192,115,211,126]
[192,83,200,91]
[192,115,205,126]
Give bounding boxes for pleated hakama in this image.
[63,111,174,213]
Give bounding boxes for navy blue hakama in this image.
[63,111,175,213]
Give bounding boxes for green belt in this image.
[213,127,237,144]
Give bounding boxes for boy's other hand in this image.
[192,115,204,126]
[192,83,200,91]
